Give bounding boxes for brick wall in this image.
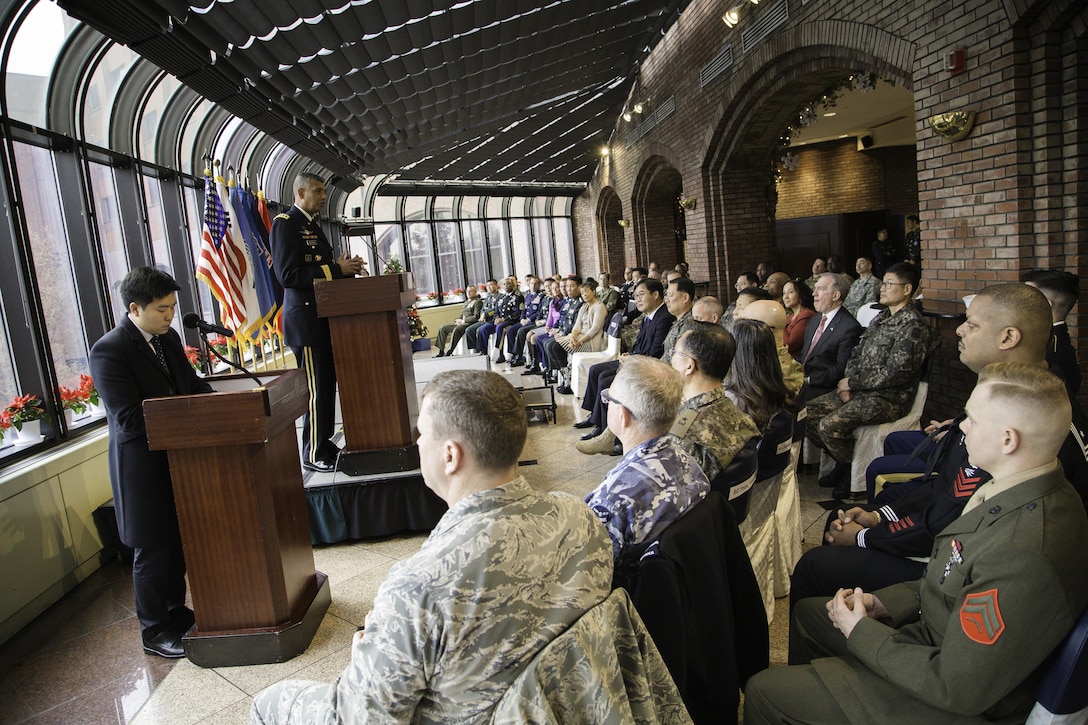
[571,0,1088,407]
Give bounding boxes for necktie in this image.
[150,335,167,369]
[804,316,827,362]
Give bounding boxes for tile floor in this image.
[0,359,834,724]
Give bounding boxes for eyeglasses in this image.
[880,281,908,288]
[601,388,637,419]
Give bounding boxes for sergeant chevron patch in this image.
[960,589,1004,645]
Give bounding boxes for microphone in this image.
[182,313,234,337]
[182,313,263,387]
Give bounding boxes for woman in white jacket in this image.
[546,283,608,391]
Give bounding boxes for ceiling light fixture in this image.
[722,6,741,27]
[632,101,646,114]
[622,110,633,122]
[600,146,610,157]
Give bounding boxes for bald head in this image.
[764,272,790,299]
[740,299,788,344]
[693,296,723,324]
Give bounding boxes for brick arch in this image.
[697,21,915,299]
[596,186,626,278]
[631,155,684,269]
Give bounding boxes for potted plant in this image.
[406,304,431,351]
[4,394,48,444]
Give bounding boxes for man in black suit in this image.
[1023,268,1081,394]
[89,267,215,658]
[801,273,863,399]
[270,172,365,472]
[574,278,675,452]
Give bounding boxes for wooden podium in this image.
[315,272,420,475]
[144,369,330,668]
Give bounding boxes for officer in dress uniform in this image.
[270,172,365,472]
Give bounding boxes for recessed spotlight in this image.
[823,112,837,117]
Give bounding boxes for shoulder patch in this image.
[670,409,698,437]
[959,589,1004,645]
[274,213,291,220]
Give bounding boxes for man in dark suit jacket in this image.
[801,273,863,398]
[89,267,215,659]
[270,172,365,471]
[574,278,675,446]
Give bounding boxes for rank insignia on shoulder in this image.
[669,409,698,437]
[274,213,290,220]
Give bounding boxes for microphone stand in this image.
[200,331,265,388]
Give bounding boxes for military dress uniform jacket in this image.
[270,206,347,348]
[843,305,937,413]
[494,291,524,322]
[815,465,1088,724]
[458,297,484,324]
[89,317,214,548]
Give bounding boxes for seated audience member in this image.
[500,276,546,365]
[842,256,880,317]
[740,299,804,395]
[464,279,499,352]
[746,362,1088,725]
[513,279,561,368]
[802,273,862,399]
[756,261,773,285]
[807,262,938,493]
[804,256,827,291]
[596,272,620,314]
[871,227,897,277]
[692,295,723,325]
[546,281,607,392]
[790,283,1088,606]
[574,279,675,452]
[724,272,761,319]
[1023,268,1081,394]
[621,267,647,322]
[826,255,853,285]
[729,286,772,325]
[763,271,791,303]
[250,371,612,724]
[670,324,760,482]
[524,277,583,375]
[725,319,794,431]
[780,279,816,361]
[433,285,483,357]
[474,276,523,356]
[661,276,697,363]
[675,261,690,277]
[584,356,709,559]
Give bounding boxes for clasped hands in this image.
[825,507,879,545]
[338,254,368,276]
[827,587,889,639]
[836,377,853,402]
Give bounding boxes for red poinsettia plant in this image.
[184,345,203,370]
[0,410,11,442]
[4,393,48,431]
[59,374,100,414]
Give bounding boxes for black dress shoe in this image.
[580,426,604,440]
[831,485,860,501]
[143,631,185,658]
[303,458,336,473]
[572,416,595,429]
[433,350,446,357]
[556,385,574,395]
[521,365,540,375]
[818,462,850,487]
[495,354,506,364]
[508,357,525,367]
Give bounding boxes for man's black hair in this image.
[120,267,181,309]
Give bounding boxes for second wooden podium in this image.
[144,369,329,667]
[315,272,420,475]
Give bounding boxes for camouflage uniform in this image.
[843,275,880,317]
[435,296,484,353]
[249,477,611,725]
[807,305,938,463]
[777,344,805,395]
[670,387,760,482]
[661,309,696,364]
[585,435,710,559]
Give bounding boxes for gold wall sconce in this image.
[617,219,630,228]
[929,111,975,142]
[679,198,697,211]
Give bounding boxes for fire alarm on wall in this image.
[945,47,967,76]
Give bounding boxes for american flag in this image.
[194,172,248,334]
